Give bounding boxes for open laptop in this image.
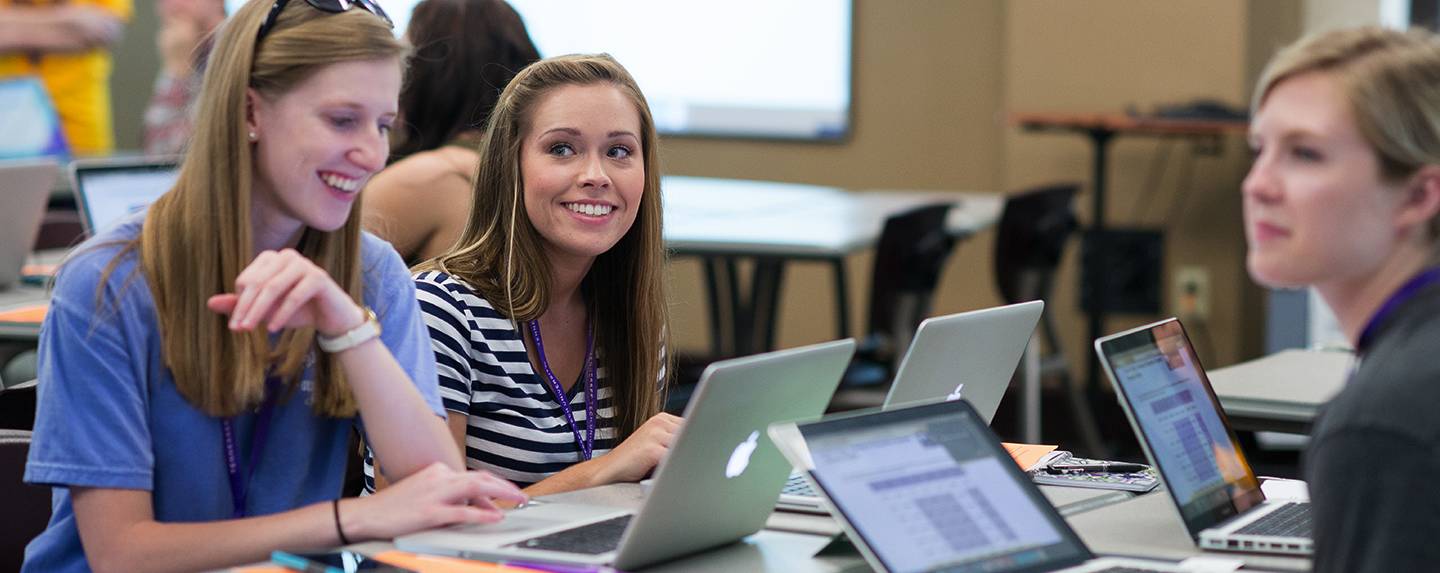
[69,156,179,237]
[396,338,855,569]
[770,399,1184,573]
[777,300,1044,513]
[1096,318,1311,556]
[0,159,61,289]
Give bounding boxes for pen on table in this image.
[1044,462,1148,474]
[502,560,622,573]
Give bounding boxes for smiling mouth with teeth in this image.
[321,173,361,193]
[566,203,613,216]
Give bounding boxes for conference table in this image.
[231,482,1340,572]
[663,176,1002,358]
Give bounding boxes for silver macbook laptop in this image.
[396,338,856,569]
[1096,318,1311,556]
[769,399,1184,573]
[69,156,178,237]
[778,300,1044,513]
[0,158,60,289]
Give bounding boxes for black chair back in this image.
[994,183,1079,307]
[0,430,50,572]
[865,203,957,366]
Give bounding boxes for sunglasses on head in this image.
[258,0,393,40]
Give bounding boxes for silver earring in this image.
[248,131,258,141]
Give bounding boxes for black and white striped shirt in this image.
[413,270,618,487]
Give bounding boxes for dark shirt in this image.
[1304,282,1440,572]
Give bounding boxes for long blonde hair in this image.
[417,54,670,440]
[131,0,402,417]
[1254,27,1440,240]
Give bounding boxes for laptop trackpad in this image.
[454,514,573,534]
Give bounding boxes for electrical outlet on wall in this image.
[1174,266,1211,321]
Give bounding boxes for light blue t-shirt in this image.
[21,216,442,573]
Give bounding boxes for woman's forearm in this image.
[336,337,462,479]
[74,489,357,573]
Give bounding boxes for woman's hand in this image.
[590,413,682,485]
[206,248,363,338]
[343,462,527,541]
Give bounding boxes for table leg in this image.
[830,258,850,341]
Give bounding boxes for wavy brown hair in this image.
[417,54,670,440]
[128,0,403,417]
[392,0,539,160]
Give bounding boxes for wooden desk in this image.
[1010,112,1248,401]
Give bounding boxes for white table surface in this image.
[662,176,1002,257]
[1207,349,1353,431]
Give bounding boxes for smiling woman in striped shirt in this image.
[392,54,677,495]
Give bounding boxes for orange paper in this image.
[1003,442,1059,471]
[373,550,547,573]
[0,304,47,324]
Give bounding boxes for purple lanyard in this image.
[528,320,598,461]
[1356,267,1440,355]
[221,376,282,519]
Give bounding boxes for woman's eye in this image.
[1292,146,1323,162]
[549,143,575,157]
[329,116,357,129]
[378,121,393,136]
[608,145,633,159]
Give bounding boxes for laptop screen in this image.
[73,160,178,236]
[1096,319,1264,536]
[800,400,1091,573]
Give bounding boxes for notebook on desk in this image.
[777,300,1044,514]
[0,158,61,289]
[1096,318,1312,556]
[769,399,1186,573]
[69,156,179,237]
[396,339,855,570]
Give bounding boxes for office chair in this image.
[0,430,49,571]
[992,183,1105,454]
[830,203,956,410]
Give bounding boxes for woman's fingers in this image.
[266,272,325,332]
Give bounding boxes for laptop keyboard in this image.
[781,472,817,497]
[511,515,634,555]
[1233,502,1311,538]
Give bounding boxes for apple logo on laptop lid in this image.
[946,383,966,402]
[726,431,759,478]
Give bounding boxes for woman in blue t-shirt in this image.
[22,1,524,571]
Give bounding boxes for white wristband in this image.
[317,307,381,353]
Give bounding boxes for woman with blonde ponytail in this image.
[22,1,523,571]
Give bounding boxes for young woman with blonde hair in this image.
[408,54,677,496]
[1245,27,1440,571]
[23,1,523,571]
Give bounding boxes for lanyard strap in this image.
[528,320,598,461]
[1357,267,1440,355]
[222,376,282,519]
